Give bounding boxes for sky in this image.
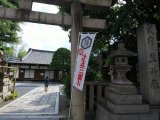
[18,2,70,52]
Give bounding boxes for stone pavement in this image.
[0,85,68,120]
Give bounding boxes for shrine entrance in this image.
[1,0,160,120]
[0,0,114,119]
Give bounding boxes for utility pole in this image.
[71,1,85,120]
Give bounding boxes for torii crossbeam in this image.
[0,8,106,29]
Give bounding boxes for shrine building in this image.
[8,48,62,81]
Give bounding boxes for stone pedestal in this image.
[96,83,159,120]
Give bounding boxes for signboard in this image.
[73,33,97,91]
[80,0,112,7]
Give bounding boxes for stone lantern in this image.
[97,43,157,120]
[109,43,136,85]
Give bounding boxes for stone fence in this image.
[84,81,109,120]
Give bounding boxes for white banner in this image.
[73,32,97,91]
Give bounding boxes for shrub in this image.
[11,90,18,98]
[62,74,71,99]
[85,69,103,81]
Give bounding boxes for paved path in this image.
[0,83,38,108]
[0,85,65,120]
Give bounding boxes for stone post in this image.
[137,23,160,105]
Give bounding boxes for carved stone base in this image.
[95,83,159,120]
[96,104,158,120]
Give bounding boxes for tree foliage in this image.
[0,0,21,56]
[50,48,71,71]
[101,0,159,52]
[18,49,27,59]
[59,0,160,53]
[17,41,27,59]
[62,74,71,99]
[58,1,160,82]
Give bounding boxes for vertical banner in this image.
[73,32,97,91]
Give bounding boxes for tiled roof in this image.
[9,48,54,65]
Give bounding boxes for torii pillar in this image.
[70,0,113,119]
[71,1,85,120]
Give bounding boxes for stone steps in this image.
[106,91,142,104]
[107,100,149,114]
[109,83,137,95]
[96,83,159,120]
[99,97,149,114]
[102,84,149,114]
[96,104,159,120]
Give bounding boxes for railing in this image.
[84,81,109,113]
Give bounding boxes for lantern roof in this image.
[109,43,137,58]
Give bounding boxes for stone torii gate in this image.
[0,0,115,120]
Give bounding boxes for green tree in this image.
[17,41,27,59]
[0,0,21,56]
[50,48,71,98]
[50,48,71,71]
[3,45,15,57]
[18,49,27,59]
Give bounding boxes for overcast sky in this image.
[18,2,70,52]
